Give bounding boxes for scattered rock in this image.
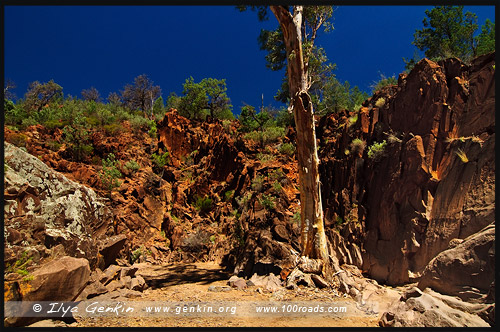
[380,287,491,327]
[99,234,127,269]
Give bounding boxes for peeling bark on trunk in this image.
[270,6,329,266]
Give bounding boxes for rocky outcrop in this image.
[4,142,113,271]
[379,287,491,327]
[4,256,91,327]
[319,52,495,285]
[418,223,495,303]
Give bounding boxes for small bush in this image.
[455,148,469,163]
[291,211,301,224]
[124,159,140,173]
[194,195,213,214]
[269,168,285,182]
[148,120,157,138]
[259,194,275,210]
[103,123,123,136]
[224,190,235,202]
[347,114,358,127]
[367,140,387,161]
[375,97,386,108]
[257,153,275,163]
[130,115,150,132]
[151,151,170,169]
[99,153,122,192]
[350,138,366,155]
[251,175,265,192]
[279,143,295,156]
[272,181,282,193]
[236,192,253,210]
[8,133,28,147]
[263,126,285,143]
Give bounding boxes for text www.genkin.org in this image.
[5,301,354,318]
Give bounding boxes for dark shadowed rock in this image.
[99,234,127,268]
[418,223,495,302]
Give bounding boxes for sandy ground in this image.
[70,262,383,328]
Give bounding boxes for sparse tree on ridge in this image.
[412,6,495,63]
[121,74,161,119]
[81,86,102,102]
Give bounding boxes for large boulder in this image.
[418,223,495,302]
[380,287,491,327]
[5,256,91,327]
[4,142,113,269]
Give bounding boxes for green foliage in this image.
[130,114,151,132]
[257,152,275,163]
[350,138,366,155]
[375,97,386,108]
[151,151,170,170]
[259,194,276,210]
[275,107,295,128]
[279,143,295,156]
[269,168,285,182]
[371,74,397,94]
[236,193,253,210]
[99,153,122,192]
[291,211,301,224]
[148,120,157,138]
[251,175,265,192]
[263,126,285,143]
[62,110,94,162]
[23,79,63,114]
[177,77,233,120]
[317,78,369,115]
[412,6,494,62]
[272,181,282,193]
[6,251,33,275]
[8,133,28,147]
[124,159,141,173]
[238,105,272,133]
[367,140,387,161]
[455,148,469,163]
[103,123,123,136]
[224,190,235,202]
[130,246,144,264]
[475,19,495,56]
[194,195,213,214]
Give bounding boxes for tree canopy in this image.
[121,74,161,117]
[176,77,233,120]
[412,6,495,63]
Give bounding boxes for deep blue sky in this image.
[4,5,496,114]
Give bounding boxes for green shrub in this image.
[350,138,366,155]
[194,195,213,214]
[269,168,285,182]
[259,194,275,210]
[263,126,285,143]
[99,153,122,192]
[291,211,301,224]
[272,181,282,193]
[224,190,235,202]
[367,140,387,161]
[151,151,170,169]
[148,120,157,138]
[279,143,295,156]
[8,133,28,147]
[124,159,141,173]
[130,115,150,132]
[257,152,275,163]
[347,113,358,127]
[236,193,253,210]
[44,119,65,130]
[251,175,265,192]
[103,123,123,136]
[375,97,386,108]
